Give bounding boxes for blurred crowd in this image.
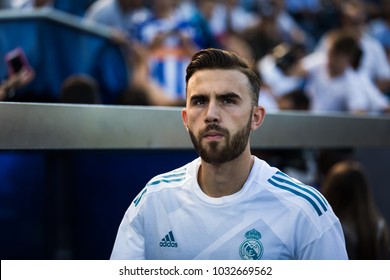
[0,0,390,114]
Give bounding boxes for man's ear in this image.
[251,105,266,131]
[181,108,189,131]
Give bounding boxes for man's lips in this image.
[202,131,225,141]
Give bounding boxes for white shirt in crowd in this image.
[302,52,369,113]
[85,0,151,36]
[316,32,390,83]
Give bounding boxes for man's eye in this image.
[223,98,235,104]
[193,98,206,105]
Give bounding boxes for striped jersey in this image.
[110,157,348,260]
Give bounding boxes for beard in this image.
[188,113,252,164]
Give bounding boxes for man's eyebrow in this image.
[189,93,208,102]
[189,92,243,102]
[216,92,242,100]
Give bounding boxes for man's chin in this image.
[199,147,227,164]
[201,141,224,152]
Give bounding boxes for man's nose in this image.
[204,100,220,123]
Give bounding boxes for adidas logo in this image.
[159,231,178,248]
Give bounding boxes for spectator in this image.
[85,0,152,40]
[257,43,306,103]
[321,160,390,259]
[367,0,390,65]
[119,43,185,106]
[137,0,204,102]
[350,46,390,114]
[85,0,181,106]
[59,74,101,104]
[295,31,369,113]
[0,68,35,101]
[276,89,309,111]
[175,0,220,49]
[198,0,260,44]
[316,0,390,94]
[1,46,35,100]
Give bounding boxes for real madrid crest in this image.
[239,228,264,260]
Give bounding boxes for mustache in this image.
[200,124,229,137]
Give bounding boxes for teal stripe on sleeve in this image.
[273,172,328,212]
[147,177,185,187]
[268,178,323,216]
[276,171,328,206]
[134,188,147,206]
[161,172,186,179]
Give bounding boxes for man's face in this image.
[327,50,350,77]
[182,69,262,164]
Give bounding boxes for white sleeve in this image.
[300,52,326,73]
[361,74,390,112]
[298,221,349,260]
[369,40,390,80]
[110,205,145,260]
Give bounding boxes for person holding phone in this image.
[1,48,35,100]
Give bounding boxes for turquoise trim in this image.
[274,171,328,212]
[268,178,323,216]
[134,188,147,206]
[161,172,186,179]
[147,177,185,187]
[277,171,328,206]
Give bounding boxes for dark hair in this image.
[60,74,101,104]
[186,48,261,105]
[329,31,360,57]
[322,160,390,259]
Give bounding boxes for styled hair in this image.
[186,48,261,105]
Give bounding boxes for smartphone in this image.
[4,47,31,75]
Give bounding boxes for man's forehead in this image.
[186,69,251,101]
[187,69,249,88]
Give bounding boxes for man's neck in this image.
[198,150,254,198]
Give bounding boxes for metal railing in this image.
[0,102,389,150]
